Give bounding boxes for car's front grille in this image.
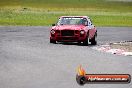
[61,30,74,36]
[61,37,77,40]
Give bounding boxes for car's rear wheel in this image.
[50,38,56,44]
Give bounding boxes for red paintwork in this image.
[50,16,96,42]
[52,25,85,31]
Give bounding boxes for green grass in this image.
[0,0,132,26]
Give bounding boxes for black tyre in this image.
[50,38,56,44]
[91,35,97,45]
[83,36,89,46]
[78,41,81,45]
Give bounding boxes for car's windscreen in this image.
[57,17,87,25]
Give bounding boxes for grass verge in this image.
[0,0,132,26]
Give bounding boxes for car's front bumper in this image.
[50,36,86,42]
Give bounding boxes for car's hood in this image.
[52,25,85,30]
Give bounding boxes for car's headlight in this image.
[80,30,85,35]
[51,29,55,34]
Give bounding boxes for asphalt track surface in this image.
[0,26,132,88]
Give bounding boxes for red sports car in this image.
[50,16,97,45]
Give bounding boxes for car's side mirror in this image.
[52,24,56,26]
[84,21,88,26]
[89,25,95,29]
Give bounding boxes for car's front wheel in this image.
[50,38,56,44]
[83,36,89,46]
[90,33,97,45]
